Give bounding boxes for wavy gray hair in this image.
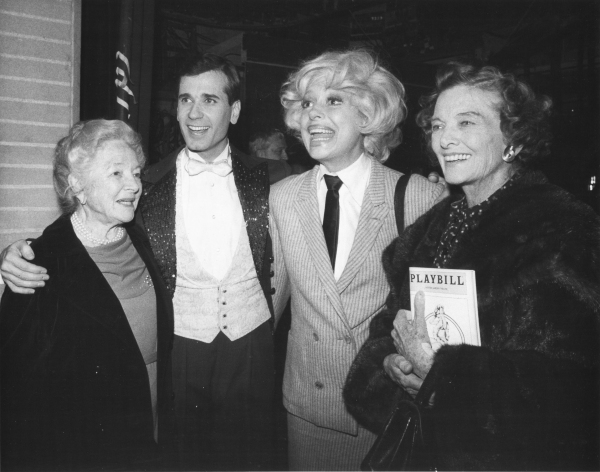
[53,119,145,215]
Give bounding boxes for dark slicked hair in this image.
[178,54,241,105]
[417,61,553,167]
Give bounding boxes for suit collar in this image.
[365,159,389,207]
[139,166,177,296]
[306,157,387,206]
[143,143,257,192]
[293,161,392,310]
[297,165,320,201]
[231,149,270,279]
[294,169,348,325]
[142,143,257,184]
[231,145,265,169]
[141,146,181,184]
[317,154,371,207]
[336,160,390,292]
[140,145,271,304]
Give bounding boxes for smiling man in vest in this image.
[140,53,281,471]
[0,54,279,471]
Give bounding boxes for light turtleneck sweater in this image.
[84,231,158,440]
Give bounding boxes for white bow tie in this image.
[185,157,232,177]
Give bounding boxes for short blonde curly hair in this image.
[280,49,407,163]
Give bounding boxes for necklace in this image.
[70,212,125,247]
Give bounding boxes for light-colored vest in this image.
[173,183,270,343]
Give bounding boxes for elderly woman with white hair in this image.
[269,49,445,470]
[0,119,174,470]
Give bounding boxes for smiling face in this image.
[75,140,142,231]
[177,71,241,162]
[431,84,515,206]
[299,82,365,172]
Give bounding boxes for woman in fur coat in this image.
[343,62,600,470]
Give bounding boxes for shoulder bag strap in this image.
[394,173,411,235]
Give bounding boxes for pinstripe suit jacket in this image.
[270,160,443,434]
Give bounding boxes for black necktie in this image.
[323,175,343,269]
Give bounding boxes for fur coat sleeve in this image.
[344,172,600,470]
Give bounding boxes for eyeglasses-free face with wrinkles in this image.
[431,84,513,206]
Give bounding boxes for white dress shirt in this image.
[317,153,372,280]
[174,143,270,342]
[180,144,243,281]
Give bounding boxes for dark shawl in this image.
[1,215,175,470]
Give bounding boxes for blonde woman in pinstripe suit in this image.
[270,50,445,471]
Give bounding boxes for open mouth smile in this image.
[116,198,136,206]
[188,125,209,133]
[444,153,470,162]
[308,126,334,142]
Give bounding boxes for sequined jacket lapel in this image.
[139,146,274,317]
[139,163,177,296]
[230,146,270,287]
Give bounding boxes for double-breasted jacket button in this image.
[268,256,274,263]
[344,335,353,344]
[269,270,274,277]
[270,287,276,294]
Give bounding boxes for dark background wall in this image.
[80,0,155,148]
[78,0,600,212]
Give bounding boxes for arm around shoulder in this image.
[0,240,48,294]
[403,174,446,227]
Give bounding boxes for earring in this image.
[76,194,86,206]
[502,145,516,163]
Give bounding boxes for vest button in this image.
[315,381,324,389]
[313,333,319,341]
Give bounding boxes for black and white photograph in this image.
[1,0,599,470]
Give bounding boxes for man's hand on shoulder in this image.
[427,171,450,204]
[0,240,47,294]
